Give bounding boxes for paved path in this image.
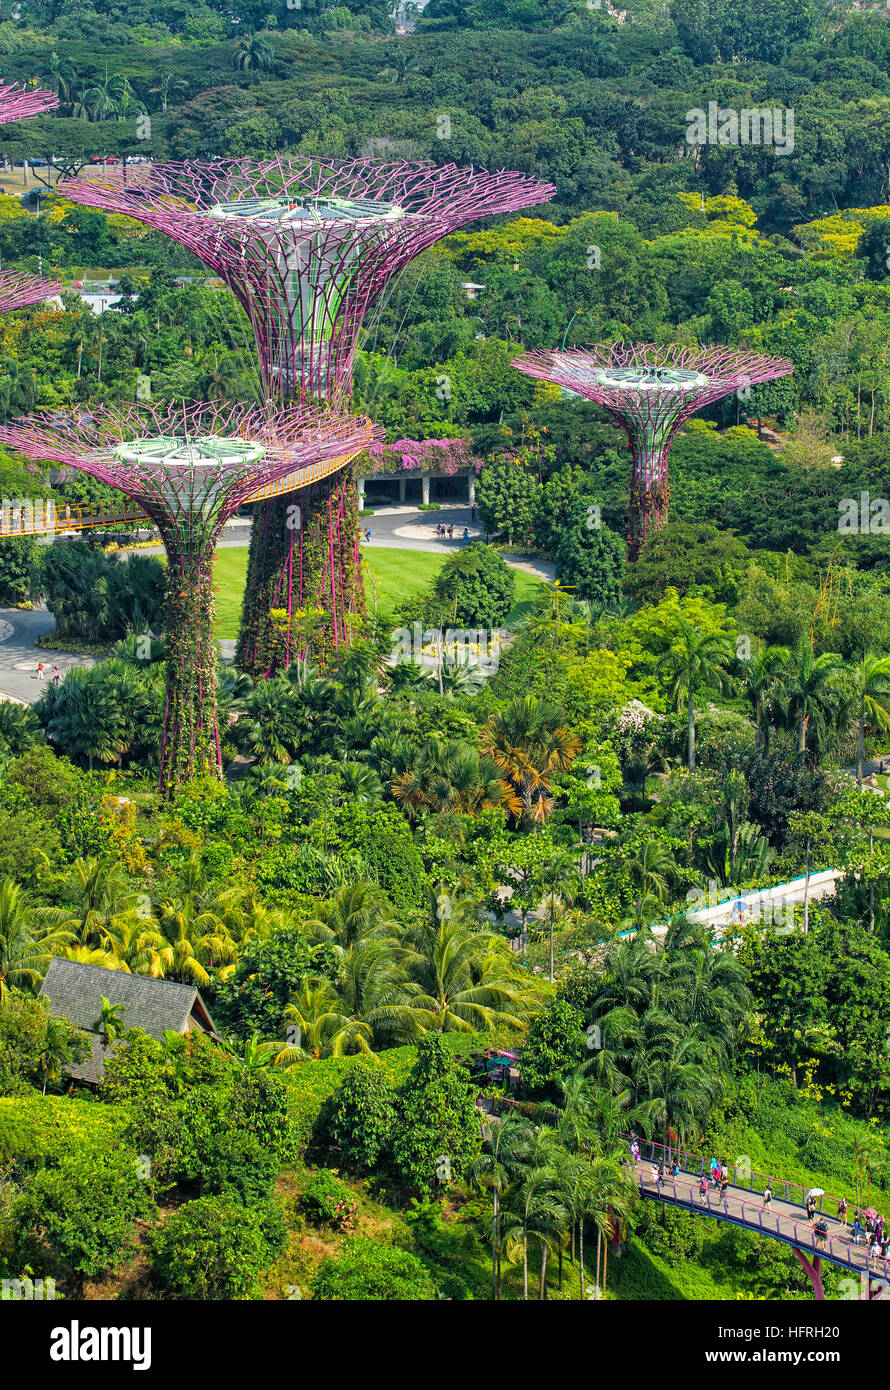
[633,1148,888,1292]
[0,604,94,704]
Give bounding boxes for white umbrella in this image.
[806,1187,825,1199]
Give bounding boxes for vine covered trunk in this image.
[159,529,220,795]
[236,464,365,676]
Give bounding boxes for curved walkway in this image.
[0,604,94,704]
[631,1137,888,1299]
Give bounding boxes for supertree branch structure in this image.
[511,343,794,559]
[59,158,555,674]
[0,402,378,794]
[59,159,554,402]
[0,83,58,125]
[0,270,62,312]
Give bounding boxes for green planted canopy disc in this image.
[594,367,709,392]
[112,435,267,516]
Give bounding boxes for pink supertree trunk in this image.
[511,343,794,561]
[58,158,554,674]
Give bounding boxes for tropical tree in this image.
[656,620,734,774]
[403,916,538,1034]
[94,996,126,1049]
[233,33,276,75]
[0,879,71,999]
[850,652,890,784]
[535,849,580,983]
[469,1115,536,1300]
[740,643,790,750]
[37,1014,87,1095]
[392,736,520,819]
[302,882,402,955]
[781,642,845,760]
[480,695,581,824]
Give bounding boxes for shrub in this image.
[302,1170,358,1231]
[148,1195,286,1300]
[315,1062,396,1171]
[13,1149,156,1294]
[433,542,514,627]
[390,1035,481,1193]
[311,1237,439,1300]
[518,999,587,1100]
[0,1095,130,1171]
[213,925,337,1041]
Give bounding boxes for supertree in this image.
[58,158,555,673]
[511,343,794,559]
[0,270,61,311]
[0,82,57,125]
[0,401,377,794]
[0,81,61,313]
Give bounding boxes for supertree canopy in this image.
[0,402,377,794]
[59,158,555,674]
[511,343,794,559]
[0,82,58,125]
[0,270,62,312]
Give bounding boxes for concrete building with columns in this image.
[356,465,477,508]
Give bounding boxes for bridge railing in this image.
[639,1170,886,1278]
[624,1134,865,1218]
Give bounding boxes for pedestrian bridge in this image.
[631,1137,888,1300]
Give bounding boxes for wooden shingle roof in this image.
[39,958,219,1084]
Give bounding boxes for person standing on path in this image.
[698,1174,708,1203]
[51,665,60,686]
[838,1196,848,1226]
[36,661,44,681]
[763,1183,773,1213]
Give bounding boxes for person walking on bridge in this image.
[763,1182,773,1213]
[838,1196,848,1226]
[698,1174,708,1203]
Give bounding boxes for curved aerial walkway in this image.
[631,1137,888,1300]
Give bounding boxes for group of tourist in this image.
[629,1135,890,1263]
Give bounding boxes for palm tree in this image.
[638,1031,722,1147]
[234,676,302,763]
[37,1014,86,1095]
[469,1115,536,1299]
[624,838,676,920]
[741,643,789,750]
[0,879,71,999]
[535,849,580,984]
[781,642,844,759]
[155,856,243,984]
[480,695,581,824]
[325,940,419,1052]
[98,916,168,977]
[500,1148,572,1300]
[149,71,187,112]
[233,33,276,76]
[302,882,402,954]
[403,918,536,1035]
[62,855,140,948]
[656,621,734,774]
[281,979,357,1060]
[850,652,890,784]
[392,737,520,820]
[94,996,126,1049]
[41,52,77,104]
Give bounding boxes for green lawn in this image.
[212,545,545,640]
